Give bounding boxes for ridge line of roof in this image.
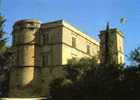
[42,19,99,44]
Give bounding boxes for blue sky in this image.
[1,0,140,62]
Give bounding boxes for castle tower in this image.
[9,19,41,97]
[99,24,124,64]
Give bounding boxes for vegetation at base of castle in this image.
[0,15,13,97]
[49,49,140,100]
[128,47,140,66]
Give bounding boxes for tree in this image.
[49,57,98,100]
[66,57,98,81]
[0,16,6,52]
[49,56,127,100]
[49,57,140,100]
[0,15,12,97]
[129,47,140,66]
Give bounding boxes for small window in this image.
[72,37,76,48]
[120,56,123,63]
[17,49,20,66]
[42,34,46,45]
[46,53,49,66]
[42,53,50,67]
[46,33,49,44]
[28,27,35,31]
[87,45,90,54]
[16,84,20,89]
[42,55,45,67]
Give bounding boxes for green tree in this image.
[129,47,140,66]
[0,16,6,52]
[49,57,98,100]
[0,15,12,97]
[49,56,126,100]
[66,57,98,81]
[49,45,140,100]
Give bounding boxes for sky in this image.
[1,0,140,63]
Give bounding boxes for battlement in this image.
[100,28,124,37]
[13,19,41,29]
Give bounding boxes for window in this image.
[87,45,90,54]
[46,53,49,66]
[42,55,45,67]
[120,56,123,64]
[72,37,76,48]
[42,53,50,67]
[28,27,35,31]
[42,34,46,45]
[16,49,19,66]
[46,33,49,44]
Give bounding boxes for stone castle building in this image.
[9,19,124,97]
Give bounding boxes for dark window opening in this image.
[87,45,90,54]
[42,34,46,45]
[72,37,76,48]
[42,55,45,67]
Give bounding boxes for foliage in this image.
[0,16,12,97]
[66,57,98,81]
[49,53,140,100]
[0,16,6,52]
[49,57,98,100]
[129,47,140,66]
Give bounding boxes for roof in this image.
[42,20,99,46]
[14,19,41,26]
[100,28,124,37]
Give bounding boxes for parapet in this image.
[13,19,41,30]
[100,28,124,37]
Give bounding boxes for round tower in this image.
[9,19,41,97]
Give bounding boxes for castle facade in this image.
[9,19,124,97]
